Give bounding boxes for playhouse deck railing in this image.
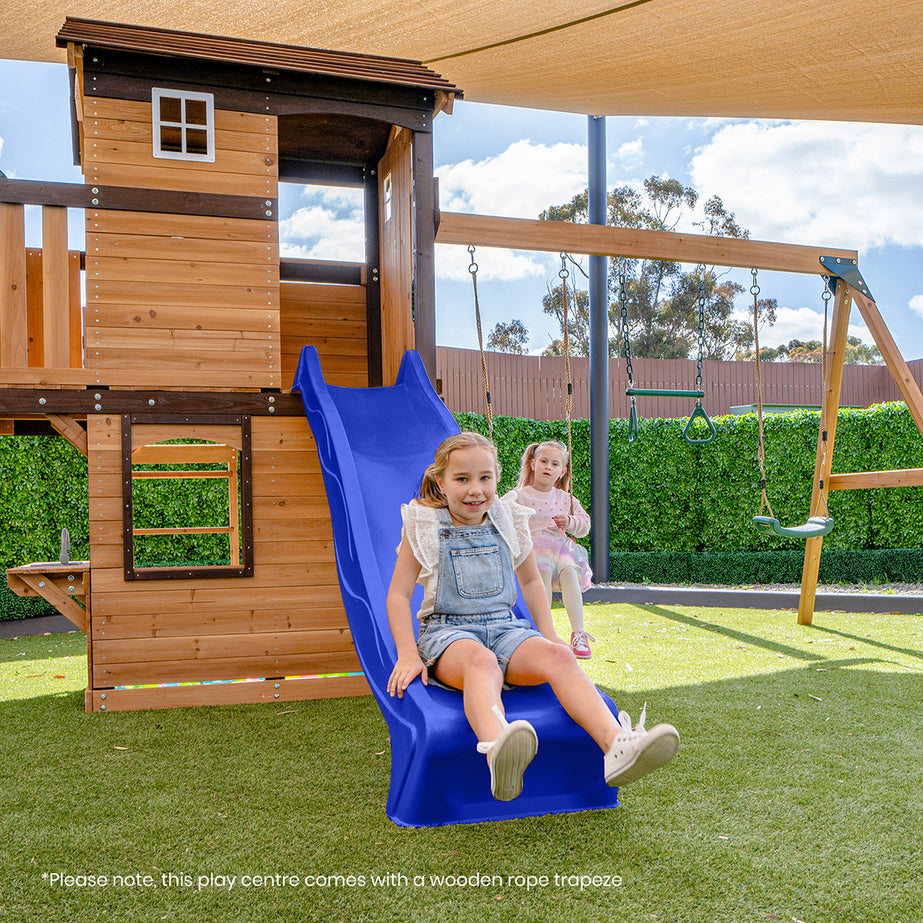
[0,188,84,376]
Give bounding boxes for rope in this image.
[559,253,575,514]
[468,244,493,441]
[751,269,775,521]
[817,278,832,517]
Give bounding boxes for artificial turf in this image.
[1,604,921,923]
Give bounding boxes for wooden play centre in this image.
[1,18,457,710]
[3,19,923,713]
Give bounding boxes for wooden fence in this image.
[436,347,923,421]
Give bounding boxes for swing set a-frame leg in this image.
[798,282,853,625]
[798,274,923,624]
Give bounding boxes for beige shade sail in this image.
[0,0,920,124]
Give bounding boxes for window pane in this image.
[159,95,182,123]
[186,129,210,156]
[185,98,208,126]
[159,125,184,153]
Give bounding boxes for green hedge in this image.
[2,403,922,618]
[610,548,923,585]
[0,436,89,620]
[456,401,923,556]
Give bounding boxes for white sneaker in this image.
[604,704,679,787]
[477,705,538,801]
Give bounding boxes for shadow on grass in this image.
[807,621,923,663]
[633,604,827,662]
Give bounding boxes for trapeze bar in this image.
[626,388,705,399]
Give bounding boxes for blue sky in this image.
[3,58,922,361]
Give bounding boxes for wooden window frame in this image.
[121,414,253,580]
[151,87,216,163]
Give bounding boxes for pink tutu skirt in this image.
[531,532,593,592]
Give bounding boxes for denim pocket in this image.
[449,544,503,598]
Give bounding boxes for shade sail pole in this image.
[587,115,610,581]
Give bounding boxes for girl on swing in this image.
[504,440,595,659]
[386,431,679,802]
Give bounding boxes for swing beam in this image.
[435,211,923,625]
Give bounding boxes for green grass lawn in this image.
[1,605,921,923]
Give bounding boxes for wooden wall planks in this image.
[81,95,280,388]
[86,413,360,709]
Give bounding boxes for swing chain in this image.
[618,268,638,443]
[694,263,708,393]
[467,244,493,441]
[618,269,633,386]
[751,268,775,520]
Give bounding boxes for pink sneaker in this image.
[570,630,595,659]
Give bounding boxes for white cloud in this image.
[613,139,644,169]
[279,187,365,262]
[910,294,923,319]
[435,243,546,283]
[690,121,923,251]
[736,303,872,349]
[434,139,586,282]
[436,139,586,219]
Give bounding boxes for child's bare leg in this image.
[434,638,538,801]
[505,637,618,751]
[432,639,506,741]
[559,566,585,633]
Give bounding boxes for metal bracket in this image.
[819,255,875,303]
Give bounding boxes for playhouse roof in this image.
[0,3,920,124]
[55,17,461,98]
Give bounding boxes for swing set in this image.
[440,209,923,624]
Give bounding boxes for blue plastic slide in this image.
[293,346,621,826]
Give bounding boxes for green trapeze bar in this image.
[626,388,706,399]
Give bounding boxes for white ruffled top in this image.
[399,496,534,619]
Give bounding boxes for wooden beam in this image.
[436,212,858,275]
[851,288,923,437]
[47,413,89,456]
[798,283,853,625]
[829,468,923,490]
[0,177,277,221]
[0,387,303,416]
[86,673,370,712]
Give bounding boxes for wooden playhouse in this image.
[1,18,459,711]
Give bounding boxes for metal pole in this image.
[587,115,610,581]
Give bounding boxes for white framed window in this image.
[383,173,392,222]
[152,88,215,163]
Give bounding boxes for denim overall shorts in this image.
[416,512,542,678]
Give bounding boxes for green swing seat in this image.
[753,515,834,538]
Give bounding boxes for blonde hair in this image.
[516,440,572,491]
[416,432,501,508]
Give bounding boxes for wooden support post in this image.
[798,282,853,625]
[851,288,923,437]
[0,203,28,368]
[68,252,82,369]
[42,206,70,368]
